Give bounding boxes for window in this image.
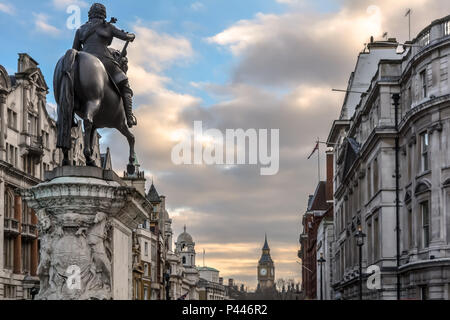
[4,285,16,299]
[3,237,14,270]
[367,221,372,263]
[367,166,372,200]
[421,201,430,248]
[421,70,427,98]
[144,287,148,300]
[420,132,429,172]
[373,158,379,193]
[407,148,412,181]
[144,242,148,256]
[445,21,450,36]
[420,286,428,300]
[5,189,14,219]
[419,32,430,47]
[144,263,149,276]
[22,241,31,273]
[408,209,413,249]
[7,109,17,130]
[374,217,380,261]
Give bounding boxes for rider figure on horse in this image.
[72,3,137,128]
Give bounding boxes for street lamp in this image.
[317,252,326,300]
[355,225,366,300]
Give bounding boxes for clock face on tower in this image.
[260,268,267,276]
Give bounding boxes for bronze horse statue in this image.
[53,48,136,174]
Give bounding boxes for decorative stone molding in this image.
[428,121,443,134]
[408,135,417,147]
[20,170,149,300]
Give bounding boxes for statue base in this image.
[21,166,150,300]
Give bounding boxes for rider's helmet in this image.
[88,3,107,21]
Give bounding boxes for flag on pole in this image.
[307,142,319,159]
[177,292,189,300]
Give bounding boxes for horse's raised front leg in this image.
[83,99,100,167]
[118,122,136,175]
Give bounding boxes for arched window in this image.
[182,256,186,264]
[4,188,14,219]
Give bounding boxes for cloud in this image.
[208,0,450,89]
[191,2,205,11]
[125,26,194,73]
[0,2,15,15]
[34,13,61,36]
[101,0,450,290]
[52,0,88,10]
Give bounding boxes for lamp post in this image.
[317,252,326,300]
[355,225,366,300]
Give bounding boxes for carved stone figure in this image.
[86,212,112,294]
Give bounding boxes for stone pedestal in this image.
[20,167,150,300]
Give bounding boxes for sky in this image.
[1,0,450,290]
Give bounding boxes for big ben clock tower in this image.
[257,234,275,290]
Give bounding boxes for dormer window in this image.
[445,20,450,36]
[419,31,430,47]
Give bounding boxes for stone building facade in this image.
[327,15,450,299]
[133,179,199,300]
[0,54,100,299]
[299,181,328,299]
[197,266,227,300]
[174,226,199,299]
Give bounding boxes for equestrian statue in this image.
[54,3,137,173]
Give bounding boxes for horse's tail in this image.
[54,49,78,150]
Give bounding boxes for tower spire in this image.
[184,225,186,233]
[263,233,269,250]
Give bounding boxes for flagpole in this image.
[405,9,411,41]
[317,137,321,182]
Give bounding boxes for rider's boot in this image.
[119,80,137,128]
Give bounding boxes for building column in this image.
[429,124,444,248]
[30,210,38,276]
[0,94,6,161]
[13,194,22,274]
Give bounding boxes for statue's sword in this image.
[120,40,130,60]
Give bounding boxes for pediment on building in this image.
[414,180,431,195]
[27,68,48,91]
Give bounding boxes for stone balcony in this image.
[21,223,37,239]
[21,134,44,159]
[4,217,20,236]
